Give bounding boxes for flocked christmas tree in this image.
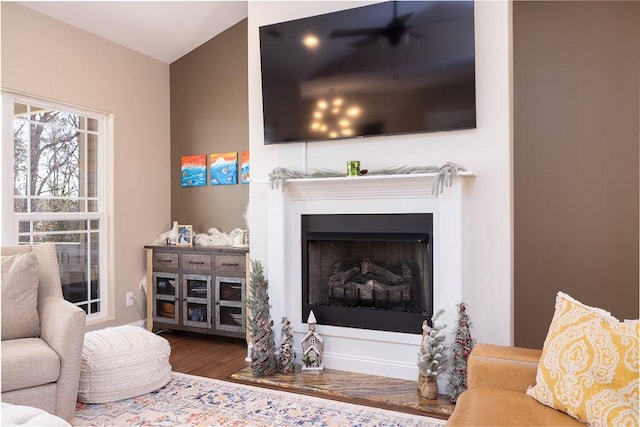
[279,316,296,374]
[418,309,448,379]
[446,302,475,402]
[247,259,278,377]
[417,309,447,398]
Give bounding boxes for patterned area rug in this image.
[72,372,446,426]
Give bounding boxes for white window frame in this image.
[1,92,110,320]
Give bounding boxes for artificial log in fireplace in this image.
[302,213,433,334]
[328,258,412,304]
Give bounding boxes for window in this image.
[3,94,108,317]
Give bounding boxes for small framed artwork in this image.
[240,150,250,184]
[176,225,193,246]
[210,152,238,185]
[181,155,207,187]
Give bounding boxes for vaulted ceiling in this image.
[18,1,248,64]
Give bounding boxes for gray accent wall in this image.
[170,19,249,235]
[513,1,639,348]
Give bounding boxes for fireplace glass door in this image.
[302,213,433,334]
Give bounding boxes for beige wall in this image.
[170,20,249,234]
[1,3,171,329]
[513,1,639,348]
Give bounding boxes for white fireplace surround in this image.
[266,172,473,383]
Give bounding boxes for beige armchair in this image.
[1,243,86,421]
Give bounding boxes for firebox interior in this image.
[302,213,433,334]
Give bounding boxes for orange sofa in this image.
[446,343,584,426]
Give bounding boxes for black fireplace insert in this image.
[301,213,433,334]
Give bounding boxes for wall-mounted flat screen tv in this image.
[259,1,476,145]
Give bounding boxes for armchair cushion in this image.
[1,253,40,340]
[527,292,639,427]
[1,338,60,392]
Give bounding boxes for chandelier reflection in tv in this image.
[310,95,361,139]
[259,1,476,144]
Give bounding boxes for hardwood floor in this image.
[162,330,249,379]
[162,330,453,419]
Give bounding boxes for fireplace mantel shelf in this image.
[268,171,474,201]
[261,171,475,185]
[280,171,474,184]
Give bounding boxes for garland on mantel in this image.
[269,162,467,195]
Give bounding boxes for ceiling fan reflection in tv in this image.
[329,1,460,48]
[259,1,476,145]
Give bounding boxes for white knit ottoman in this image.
[78,325,172,403]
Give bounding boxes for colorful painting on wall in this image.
[181,155,207,187]
[240,151,250,184]
[210,152,238,185]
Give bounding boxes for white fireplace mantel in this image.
[265,172,474,383]
[271,171,474,200]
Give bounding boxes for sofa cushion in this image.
[1,338,60,392]
[527,292,639,427]
[1,253,40,340]
[447,387,585,426]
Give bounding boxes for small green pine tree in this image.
[247,259,277,377]
[446,302,475,402]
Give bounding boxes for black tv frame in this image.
[259,1,476,145]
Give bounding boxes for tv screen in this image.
[259,1,476,145]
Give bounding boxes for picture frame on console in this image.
[177,225,193,246]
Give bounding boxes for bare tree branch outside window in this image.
[10,99,105,316]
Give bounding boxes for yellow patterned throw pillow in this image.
[527,292,639,427]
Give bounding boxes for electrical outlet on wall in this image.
[126,292,134,307]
